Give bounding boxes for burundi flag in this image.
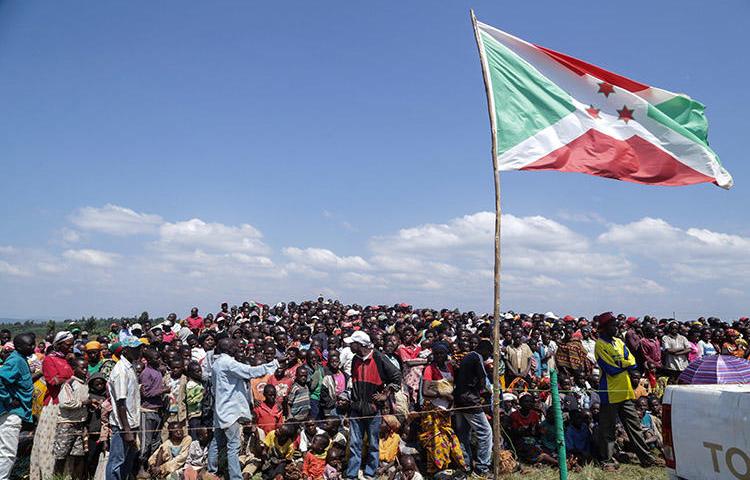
[473,18,733,189]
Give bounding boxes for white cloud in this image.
[63,249,119,267]
[158,219,269,254]
[599,217,750,281]
[3,204,750,318]
[0,260,27,277]
[72,204,163,235]
[60,228,81,243]
[283,247,370,270]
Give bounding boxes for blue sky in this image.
[1,1,749,319]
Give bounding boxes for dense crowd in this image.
[0,298,748,480]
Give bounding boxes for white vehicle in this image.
[662,384,750,480]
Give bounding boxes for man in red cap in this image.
[594,312,656,470]
[624,317,643,367]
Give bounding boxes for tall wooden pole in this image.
[470,10,503,479]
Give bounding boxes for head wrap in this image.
[53,331,73,345]
[594,312,616,329]
[85,341,102,351]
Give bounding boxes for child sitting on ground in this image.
[509,393,558,466]
[184,427,212,480]
[323,446,345,480]
[393,454,424,480]
[262,423,299,480]
[376,414,402,477]
[565,409,593,465]
[148,420,192,479]
[321,417,347,449]
[303,433,330,480]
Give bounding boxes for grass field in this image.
[505,464,666,480]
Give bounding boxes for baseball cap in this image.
[343,331,372,348]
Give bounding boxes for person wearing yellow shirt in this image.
[594,312,656,470]
[262,423,298,479]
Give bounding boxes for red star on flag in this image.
[586,105,601,119]
[617,105,635,123]
[597,82,615,97]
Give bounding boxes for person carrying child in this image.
[53,357,90,479]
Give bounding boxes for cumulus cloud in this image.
[2,204,749,318]
[283,247,370,270]
[63,249,119,267]
[0,260,27,277]
[158,219,269,254]
[599,217,750,281]
[71,204,163,235]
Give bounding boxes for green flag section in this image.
[474,19,733,189]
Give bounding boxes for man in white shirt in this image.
[106,337,142,480]
[207,338,279,480]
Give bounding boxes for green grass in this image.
[503,464,666,480]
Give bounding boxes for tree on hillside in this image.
[84,317,98,334]
[46,320,56,333]
[138,311,149,324]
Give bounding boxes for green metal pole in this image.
[550,369,569,480]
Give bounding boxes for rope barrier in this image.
[34,387,654,438]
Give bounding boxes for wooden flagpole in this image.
[470,10,503,479]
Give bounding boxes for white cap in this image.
[343,331,372,348]
[130,323,143,332]
[345,309,361,318]
[545,312,559,320]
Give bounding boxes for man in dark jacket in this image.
[454,339,493,478]
[344,331,401,480]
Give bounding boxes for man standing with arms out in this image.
[106,337,143,480]
[0,333,34,479]
[344,331,401,480]
[454,339,494,479]
[207,338,279,480]
[594,312,656,470]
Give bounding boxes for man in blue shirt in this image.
[0,333,35,479]
[207,338,279,480]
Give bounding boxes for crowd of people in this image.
[0,297,747,480]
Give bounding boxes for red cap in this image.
[626,316,638,325]
[563,315,575,322]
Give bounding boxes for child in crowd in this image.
[302,433,330,480]
[255,383,284,435]
[148,420,192,479]
[86,372,107,478]
[184,427,212,480]
[262,424,299,480]
[165,359,188,421]
[378,414,402,473]
[53,357,90,479]
[298,417,325,453]
[240,422,264,478]
[565,409,593,464]
[287,367,311,421]
[393,454,424,480]
[185,361,205,439]
[509,393,558,466]
[321,417,347,449]
[323,446,345,480]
